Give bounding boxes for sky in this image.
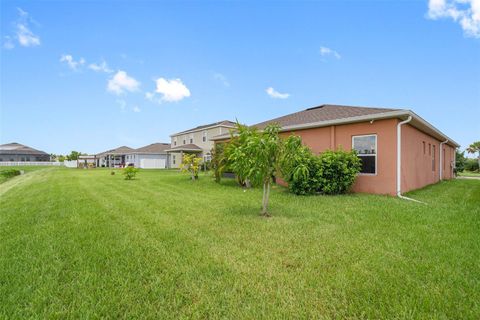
[1,0,479,155]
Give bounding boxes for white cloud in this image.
[427,0,480,38]
[132,106,141,113]
[3,8,41,49]
[150,78,191,102]
[213,72,230,87]
[17,23,40,47]
[320,46,341,59]
[266,87,290,99]
[60,54,85,71]
[107,70,140,95]
[88,60,113,73]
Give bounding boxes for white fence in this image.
[0,161,64,166]
[63,160,78,168]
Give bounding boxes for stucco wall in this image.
[282,118,398,195]
[169,152,183,168]
[401,124,455,193]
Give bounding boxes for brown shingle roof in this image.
[166,144,203,152]
[97,146,133,156]
[253,104,399,129]
[172,120,236,136]
[0,142,49,155]
[131,143,170,154]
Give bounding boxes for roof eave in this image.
[169,124,236,137]
[211,110,459,147]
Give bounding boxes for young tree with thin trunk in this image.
[228,123,282,216]
[181,153,202,180]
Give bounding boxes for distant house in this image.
[167,120,236,168]
[0,142,50,162]
[212,104,459,196]
[95,143,170,168]
[125,143,170,169]
[96,146,134,168]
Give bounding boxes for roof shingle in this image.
[0,142,49,155]
[253,104,399,129]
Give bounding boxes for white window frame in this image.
[352,134,377,176]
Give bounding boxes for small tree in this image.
[228,123,282,216]
[181,153,202,180]
[466,141,480,171]
[455,150,466,174]
[211,143,227,183]
[123,167,138,180]
[66,151,82,161]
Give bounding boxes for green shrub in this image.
[455,150,466,173]
[0,169,21,179]
[281,136,361,195]
[317,150,361,194]
[465,158,479,172]
[123,167,138,180]
[281,136,321,195]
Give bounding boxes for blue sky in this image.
[1,1,479,155]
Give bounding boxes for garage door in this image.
[140,158,166,169]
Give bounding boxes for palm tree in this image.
[466,141,480,170]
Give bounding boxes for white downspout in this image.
[439,139,448,180]
[396,116,424,203]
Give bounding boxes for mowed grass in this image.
[458,171,480,178]
[0,168,479,319]
[0,165,50,184]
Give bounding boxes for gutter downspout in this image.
[396,116,424,203]
[439,139,448,180]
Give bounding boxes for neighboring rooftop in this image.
[171,120,236,136]
[0,142,49,155]
[97,146,134,156]
[131,143,170,154]
[166,144,203,152]
[253,104,399,129]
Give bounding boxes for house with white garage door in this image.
[125,143,170,169]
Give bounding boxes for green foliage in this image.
[0,169,21,179]
[317,149,361,194]
[465,158,479,172]
[225,124,256,187]
[280,135,320,195]
[455,150,466,173]
[66,151,82,161]
[123,167,138,180]
[181,153,202,180]
[466,141,480,171]
[228,123,282,215]
[281,136,361,195]
[211,143,227,183]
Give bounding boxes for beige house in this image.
[167,120,235,168]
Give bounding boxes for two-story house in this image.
[167,120,236,168]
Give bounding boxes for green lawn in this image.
[0,165,51,184]
[1,168,479,319]
[458,171,480,178]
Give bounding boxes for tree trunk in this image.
[261,182,266,215]
[264,182,271,217]
[261,181,271,216]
